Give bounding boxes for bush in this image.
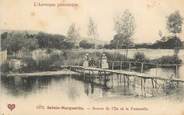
[104,52,126,61]
[156,55,182,64]
[64,51,101,66]
[22,49,65,72]
[97,45,103,49]
[22,57,37,72]
[63,51,86,66]
[0,62,10,73]
[49,51,65,67]
[79,40,95,49]
[133,52,147,62]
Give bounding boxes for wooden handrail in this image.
[107,60,183,66]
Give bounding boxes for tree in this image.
[114,10,135,36]
[151,36,183,49]
[167,11,183,56]
[134,52,146,62]
[1,32,8,50]
[67,23,80,47]
[79,40,94,49]
[113,9,135,59]
[87,17,98,48]
[36,32,74,49]
[5,32,38,54]
[167,11,183,34]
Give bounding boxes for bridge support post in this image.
[111,76,114,88]
[123,75,126,87]
[133,77,136,90]
[176,64,178,78]
[120,61,122,70]
[98,71,101,80]
[151,79,155,96]
[156,64,158,77]
[176,81,179,88]
[141,78,143,95]
[117,74,120,86]
[151,79,154,88]
[143,78,146,97]
[129,63,131,71]
[112,62,114,70]
[91,70,95,83]
[104,71,108,88]
[83,69,86,81]
[120,74,122,83]
[141,63,144,73]
[127,76,130,89]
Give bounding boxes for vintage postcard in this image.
[0,0,184,115]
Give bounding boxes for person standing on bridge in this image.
[83,53,89,67]
[89,57,96,67]
[101,53,109,69]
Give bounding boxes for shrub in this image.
[133,52,147,62]
[104,52,126,61]
[156,55,182,64]
[63,51,86,66]
[22,57,37,72]
[49,51,65,67]
[0,62,10,73]
[97,45,103,49]
[79,40,95,49]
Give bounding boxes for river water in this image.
[0,49,184,114]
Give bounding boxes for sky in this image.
[0,0,184,43]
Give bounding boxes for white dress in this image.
[83,60,89,67]
[101,56,109,69]
[83,54,89,67]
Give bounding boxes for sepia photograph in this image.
[0,0,184,115]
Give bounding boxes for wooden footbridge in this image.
[69,65,184,96]
[5,58,184,97]
[7,64,183,83]
[70,65,184,82]
[70,66,184,85]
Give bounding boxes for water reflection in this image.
[1,70,184,101]
[145,67,177,78]
[1,76,52,97]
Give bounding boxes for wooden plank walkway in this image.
[6,69,79,78]
[70,66,184,83]
[5,65,184,84]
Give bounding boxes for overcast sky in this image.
[0,0,184,43]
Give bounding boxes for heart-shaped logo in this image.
[7,104,16,111]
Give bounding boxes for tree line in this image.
[1,10,183,54]
[1,32,75,54]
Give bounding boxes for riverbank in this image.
[1,49,183,75]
